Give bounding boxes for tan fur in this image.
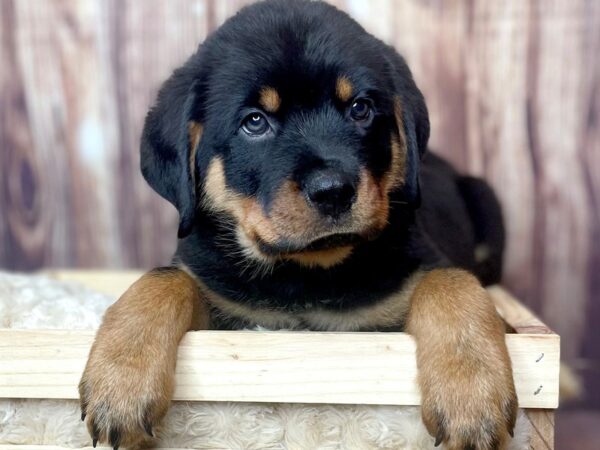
[335,76,353,102]
[285,246,354,268]
[244,179,316,244]
[259,86,281,113]
[202,158,390,267]
[383,132,406,194]
[352,169,390,233]
[79,268,209,447]
[406,269,518,449]
[184,265,423,331]
[202,157,243,216]
[377,97,409,196]
[188,122,203,186]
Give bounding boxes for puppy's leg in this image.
[79,267,208,448]
[406,269,517,450]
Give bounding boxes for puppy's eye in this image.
[349,99,372,122]
[242,113,270,136]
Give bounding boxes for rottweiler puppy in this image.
[79,1,517,448]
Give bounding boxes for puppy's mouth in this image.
[255,232,368,256]
[216,166,391,268]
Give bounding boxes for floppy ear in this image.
[387,52,430,207]
[141,65,203,238]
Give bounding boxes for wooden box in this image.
[0,271,559,449]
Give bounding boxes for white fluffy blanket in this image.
[0,272,529,449]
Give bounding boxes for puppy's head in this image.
[141,0,429,268]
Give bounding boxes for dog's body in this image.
[79,1,517,449]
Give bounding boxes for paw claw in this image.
[91,421,99,448]
[434,433,443,447]
[144,420,154,438]
[79,320,174,447]
[109,427,121,449]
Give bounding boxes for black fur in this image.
[141,0,505,329]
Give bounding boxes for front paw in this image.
[79,343,173,448]
[419,354,517,450]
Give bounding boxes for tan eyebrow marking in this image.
[336,76,354,102]
[258,86,281,113]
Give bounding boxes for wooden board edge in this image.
[525,409,555,449]
[40,269,143,299]
[488,286,556,335]
[0,329,561,408]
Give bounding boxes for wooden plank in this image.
[108,0,211,267]
[523,0,595,362]
[34,272,561,408]
[42,269,143,299]
[525,409,555,450]
[3,0,121,268]
[0,328,559,408]
[0,0,50,269]
[488,286,555,334]
[578,0,600,410]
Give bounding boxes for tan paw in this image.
[78,268,200,448]
[79,344,173,449]
[406,269,519,449]
[419,352,517,450]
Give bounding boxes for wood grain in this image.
[526,409,555,450]
[1,0,598,406]
[42,268,144,298]
[488,285,555,335]
[0,327,559,408]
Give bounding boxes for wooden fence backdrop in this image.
[1,0,599,408]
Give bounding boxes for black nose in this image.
[303,170,356,218]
